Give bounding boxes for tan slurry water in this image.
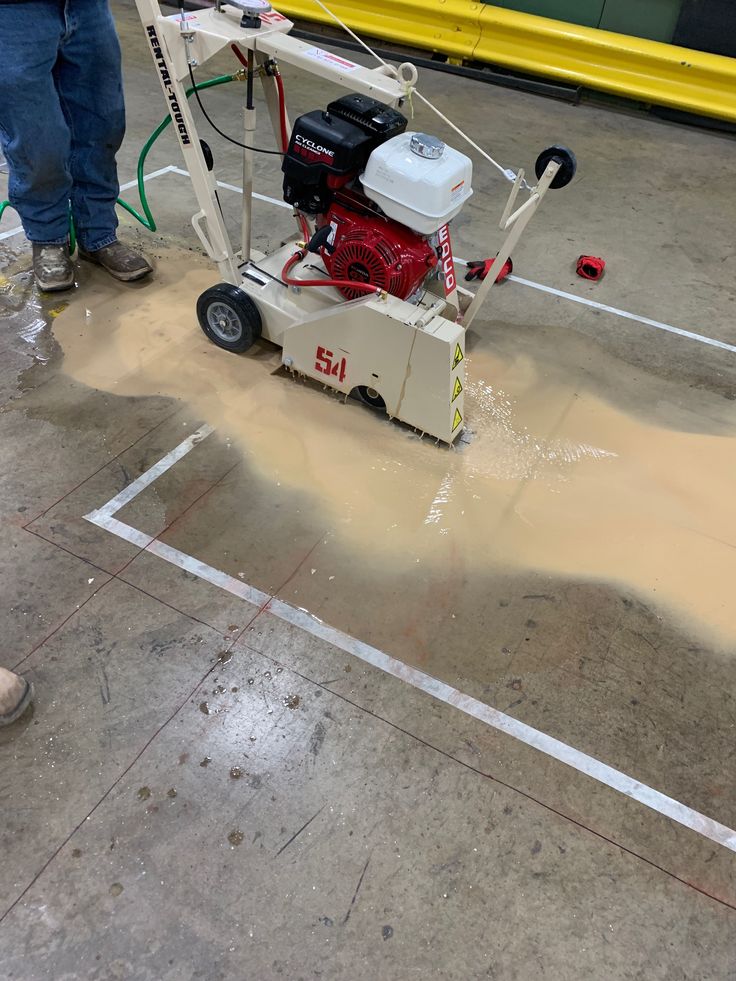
[53,249,736,644]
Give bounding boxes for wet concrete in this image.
[1,3,736,978]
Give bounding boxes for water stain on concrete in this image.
[50,248,736,645]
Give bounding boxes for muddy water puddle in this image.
[51,247,736,645]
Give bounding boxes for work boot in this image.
[78,240,153,283]
[32,242,74,292]
[0,667,33,726]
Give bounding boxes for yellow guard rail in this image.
[276,0,736,123]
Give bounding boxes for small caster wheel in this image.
[196,283,262,353]
[355,386,385,410]
[535,145,577,189]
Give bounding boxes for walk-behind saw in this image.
[135,0,576,443]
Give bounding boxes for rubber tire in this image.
[196,283,262,353]
[534,145,577,189]
[355,386,386,410]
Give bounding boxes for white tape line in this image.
[0,166,179,243]
[90,515,155,549]
[119,165,179,193]
[265,597,736,853]
[507,273,736,355]
[148,538,270,607]
[83,427,736,855]
[86,423,213,521]
[86,509,271,607]
[0,219,22,243]
[452,259,736,355]
[168,166,293,210]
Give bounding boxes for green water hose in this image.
[117,73,236,232]
[0,73,237,246]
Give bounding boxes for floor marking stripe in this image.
[147,539,271,608]
[265,598,736,852]
[86,507,272,607]
[89,515,155,549]
[120,165,179,192]
[0,223,23,243]
[84,428,736,855]
[0,166,179,243]
[87,424,213,520]
[505,273,736,355]
[168,166,293,210]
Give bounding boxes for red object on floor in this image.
[464,256,513,283]
[576,255,606,280]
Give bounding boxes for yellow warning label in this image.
[452,344,464,369]
[451,376,463,403]
[452,407,463,432]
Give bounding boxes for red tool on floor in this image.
[576,255,606,280]
[465,256,513,283]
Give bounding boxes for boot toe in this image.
[0,668,33,726]
[80,241,153,282]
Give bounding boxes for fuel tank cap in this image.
[410,133,445,159]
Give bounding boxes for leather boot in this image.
[0,667,33,726]
[32,242,74,292]
[79,240,153,282]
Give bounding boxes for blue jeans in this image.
[0,0,125,250]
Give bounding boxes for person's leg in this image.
[0,1,76,290]
[54,0,151,281]
[54,0,124,252]
[0,667,33,726]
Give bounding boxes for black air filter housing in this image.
[326,94,407,148]
[282,96,407,214]
[282,111,372,213]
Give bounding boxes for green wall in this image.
[489,0,603,28]
[599,0,682,41]
[486,0,683,43]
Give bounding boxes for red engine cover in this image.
[319,199,438,301]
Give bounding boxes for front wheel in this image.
[196,283,262,353]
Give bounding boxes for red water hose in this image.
[275,74,311,241]
[230,44,248,69]
[282,250,381,295]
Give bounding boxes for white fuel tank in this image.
[361,132,473,235]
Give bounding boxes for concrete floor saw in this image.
[135,0,576,443]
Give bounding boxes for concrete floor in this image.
[1,2,736,978]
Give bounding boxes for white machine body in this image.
[134,0,567,444]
